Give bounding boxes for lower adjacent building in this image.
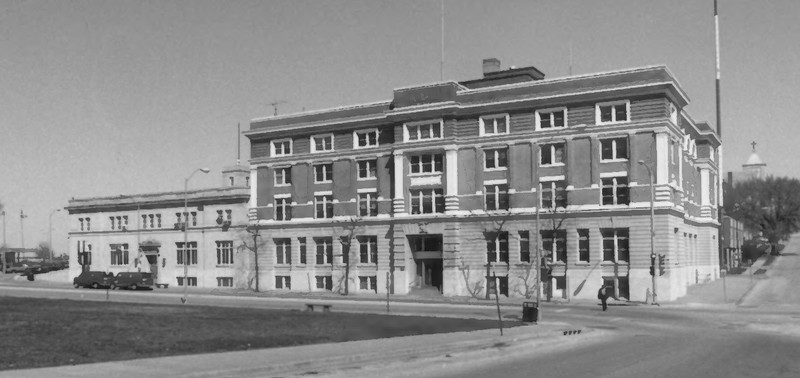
[66,166,252,289]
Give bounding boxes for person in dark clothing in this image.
[598,285,609,311]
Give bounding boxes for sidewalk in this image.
[1,321,594,378]
[667,255,770,308]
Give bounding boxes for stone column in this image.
[393,151,405,214]
[445,145,459,213]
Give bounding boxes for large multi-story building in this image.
[245,59,721,301]
[66,166,252,289]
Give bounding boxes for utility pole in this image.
[20,210,27,248]
[534,142,542,322]
[1,210,6,247]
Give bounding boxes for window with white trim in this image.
[110,243,129,266]
[578,229,590,263]
[275,275,291,289]
[479,114,509,136]
[486,232,509,263]
[216,241,234,265]
[177,277,197,286]
[409,154,443,174]
[600,137,628,161]
[541,230,567,263]
[274,197,292,221]
[176,242,197,265]
[274,167,291,186]
[315,237,333,265]
[358,235,378,264]
[484,184,509,211]
[484,148,508,170]
[596,100,630,124]
[357,160,377,180]
[299,237,307,264]
[358,192,378,217]
[601,176,629,205]
[540,143,565,166]
[519,231,530,262]
[359,276,378,292]
[316,275,333,290]
[536,108,566,130]
[405,120,442,141]
[311,134,334,153]
[314,195,334,219]
[314,163,333,183]
[271,139,292,157]
[354,129,379,148]
[217,277,233,287]
[540,180,567,209]
[410,189,444,214]
[601,228,629,262]
[275,238,291,264]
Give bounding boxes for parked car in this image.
[113,272,153,290]
[73,271,114,289]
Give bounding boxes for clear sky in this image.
[1,0,798,256]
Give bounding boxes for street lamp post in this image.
[49,209,61,262]
[182,168,210,304]
[638,160,658,306]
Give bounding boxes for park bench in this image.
[305,303,332,312]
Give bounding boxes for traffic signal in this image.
[649,266,655,276]
[658,254,666,276]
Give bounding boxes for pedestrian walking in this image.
[597,285,609,311]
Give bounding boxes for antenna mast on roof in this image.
[269,100,287,116]
[237,122,241,166]
[440,0,445,81]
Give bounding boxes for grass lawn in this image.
[1,297,511,371]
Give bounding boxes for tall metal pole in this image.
[49,209,61,262]
[182,168,210,304]
[534,143,541,320]
[440,0,444,81]
[1,210,6,247]
[714,0,725,280]
[20,210,27,249]
[639,161,658,305]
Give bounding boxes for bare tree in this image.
[36,242,51,260]
[236,228,269,292]
[335,216,364,295]
[464,209,514,299]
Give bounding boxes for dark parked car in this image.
[73,271,114,289]
[113,272,153,290]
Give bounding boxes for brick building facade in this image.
[245,61,721,301]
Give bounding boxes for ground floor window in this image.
[602,276,630,300]
[110,243,129,266]
[315,275,332,290]
[359,276,378,292]
[487,275,509,297]
[275,275,291,289]
[217,277,233,287]
[177,277,197,286]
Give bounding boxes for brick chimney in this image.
[483,58,501,76]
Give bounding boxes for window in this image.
[600,138,628,161]
[409,189,444,214]
[484,148,508,170]
[315,195,334,219]
[359,276,378,292]
[669,103,678,125]
[540,143,565,166]
[542,230,567,263]
[578,229,590,263]
[355,129,379,148]
[141,215,147,229]
[176,242,198,265]
[246,176,250,187]
[274,197,292,221]
[299,237,307,264]
[596,100,630,124]
[110,244,129,266]
[274,167,292,186]
[479,114,509,136]
[109,217,115,230]
[484,184,509,211]
[275,238,291,264]
[601,228,629,262]
[357,160,377,180]
[601,176,629,205]
[405,120,442,141]
[358,236,378,264]
[540,180,567,209]
[519,231,531,262]
[409,154,443,174]
[79,218,84,231]
[311,134,334,153]
[216,241,234,265]
[148,214,154,228]
[358,192,378,217]
[536,108,566,130]
[486,232,509,263]
[315,275,333,290]
[314,164,333,183]
[86,218,91,231]
[271,139,292,157]
[122,216,128,229]
[217,277,233,287]
[229,177,234,186]
[177,277,197,286]
[315,237,333,264]
[488,275,509,297]
[275,276,291,290]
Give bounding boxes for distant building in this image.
[721,142,766,268]
[727,142,767,184]
[244,60,722,302]
[66,166,252,289]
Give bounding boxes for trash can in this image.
[26,271,35,281]
[523,301,538,323]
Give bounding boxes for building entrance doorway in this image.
[409,235,443,293]
[140,243,161,284]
